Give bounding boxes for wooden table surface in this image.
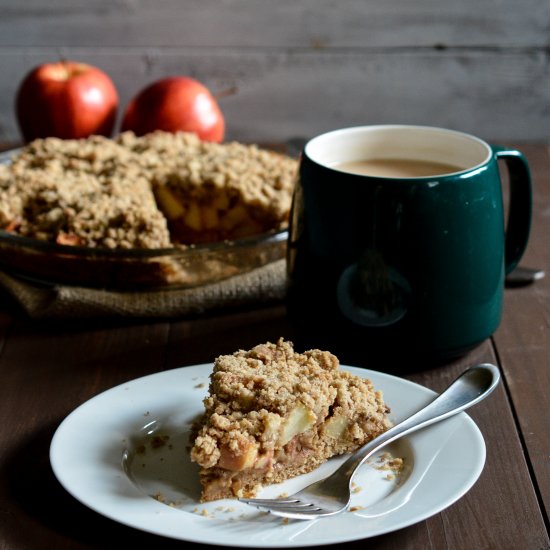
[0,142,549,549]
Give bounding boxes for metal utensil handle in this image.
[336,363,500,481]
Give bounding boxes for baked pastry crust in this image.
[0,131,297,248]
[190,338,392,502]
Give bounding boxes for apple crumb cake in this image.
[0,131,297,248]
[190,338,392,502]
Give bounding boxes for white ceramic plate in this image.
[50,364,485,547]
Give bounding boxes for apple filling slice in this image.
[190,338,392,502]
[152,185,266,244]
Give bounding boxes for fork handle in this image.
[334,363,500,483]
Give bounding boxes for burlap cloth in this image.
[0,259,287,320]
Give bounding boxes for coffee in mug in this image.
[333,158,464,178]
[287,125,532,361]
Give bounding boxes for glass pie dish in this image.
[0,227,287,290]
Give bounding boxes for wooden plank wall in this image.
[0,0,548,145]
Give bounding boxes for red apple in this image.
[121,76,225,142]
[16,60,119,142]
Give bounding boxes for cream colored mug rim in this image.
[304,125,493,179]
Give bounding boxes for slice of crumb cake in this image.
[190,338,392,502]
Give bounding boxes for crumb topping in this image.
[205,340,340,417]
[0,131,297,248]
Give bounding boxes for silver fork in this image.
[239,363,500,520]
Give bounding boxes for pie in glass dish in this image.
[0,131,297,289]
[0,131,296,248]
[190,339,392,502]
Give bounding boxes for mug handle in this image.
[492,146,532,274]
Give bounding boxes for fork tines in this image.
[238,497,327,518]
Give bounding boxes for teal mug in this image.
[287,125,532,360]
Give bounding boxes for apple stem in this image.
[56,49,67,63]
[214,86,239,100]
